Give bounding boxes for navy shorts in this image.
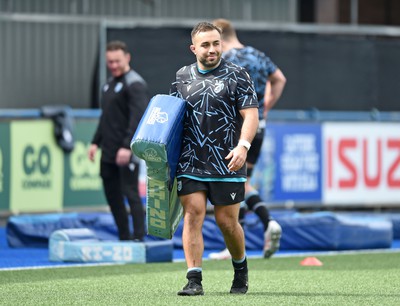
[177,177,245,206]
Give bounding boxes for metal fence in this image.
[0,0,297,21]
[0,15,99,108]
[0,0,296,109]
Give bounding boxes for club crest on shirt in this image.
[214,80,224,93]
[114,82,123,93]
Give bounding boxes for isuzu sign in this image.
[323,123,400,205]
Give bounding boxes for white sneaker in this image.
[208,248,232,260]
[263,220,282,258]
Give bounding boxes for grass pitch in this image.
[1,252,399,305]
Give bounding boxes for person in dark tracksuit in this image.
[88,40,149,241]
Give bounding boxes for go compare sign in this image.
[10,121,63,212]
[63,120,105,207]
[0,119,106,213]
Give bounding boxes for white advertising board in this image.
[323,123,400,205]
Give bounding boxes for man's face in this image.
[190,29,222,70]
[106,49,130,77]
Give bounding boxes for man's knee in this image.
[216,215,239,235]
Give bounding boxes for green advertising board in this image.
[10,120,64,213]
[0,122,10,212]
[63,120,106,207]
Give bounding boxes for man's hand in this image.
[225,146,247,172]
[88,144,98,162]
[116,148,132,166]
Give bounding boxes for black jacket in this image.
[92,69,149,163]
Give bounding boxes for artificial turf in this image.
[1,252,399,305]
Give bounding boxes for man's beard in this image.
[199,54,221,69]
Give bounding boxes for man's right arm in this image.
[263,68,286,118]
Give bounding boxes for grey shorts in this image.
[177,177,245,206]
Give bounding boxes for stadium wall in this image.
[1,14,400,111]
[103,22,400,111]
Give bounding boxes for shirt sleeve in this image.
[123,81,149,148]
[91,118,102,146]
[235,68,259,110]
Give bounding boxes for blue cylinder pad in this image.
[131,94,186,239]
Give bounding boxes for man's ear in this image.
[190,45,196,55]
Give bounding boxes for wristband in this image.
[238,139,251,150]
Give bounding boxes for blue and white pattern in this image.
[223,46,277,118]
[170,59,258,180]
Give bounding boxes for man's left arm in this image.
[263,68,286,118]
[226,107,259,172]
[124,81,149,148]
[116,81,149,166]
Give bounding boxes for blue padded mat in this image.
[6,210,394,251]
[1,226,399,270]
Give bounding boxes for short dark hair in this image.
[106,40,129,53]
[212,18,236,41]
[191,22,221,39]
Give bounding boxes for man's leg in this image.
[245,167,282,258]
[177,191,207,296]
[245,128,282,258]
[214,204,244,259]
[121,163,145,241]
[100,162,130,240]
[214,204,248,294]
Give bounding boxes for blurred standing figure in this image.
[170,22,259,295]
[212,18,287,259]
[88,40,149,241]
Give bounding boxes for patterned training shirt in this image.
[170,59,258,180]
[222,46,277,119]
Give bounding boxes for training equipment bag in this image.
[131,94,186,239]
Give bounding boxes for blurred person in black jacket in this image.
[88,40,149,241]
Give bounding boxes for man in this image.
[211,18,287,259]
[88,40,148,241]
[170,22,259,296]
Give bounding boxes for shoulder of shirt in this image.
[175,63,196,79]
[177,63,196,73]
[124,70,146,86]
[221,59,247,73]
[225,45,267,59]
